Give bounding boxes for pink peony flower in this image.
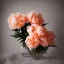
[46,31,55,45]
[7,13,26,29]
[26,11,44,25]
[27,24,46,37]
[39,37,48,46]
[25,35,40,48]
[36,26,46,37]
[27,24,38,35]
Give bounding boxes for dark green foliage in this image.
[48,45,57,47]
[11,23,31,43]
[27,45,48,55]
[42,23,49,26]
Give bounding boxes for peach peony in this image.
[7,13,26,29]
[46,31,55,45]
[27,24,38,35]
[39,37,48,46]
[26,11,44,25]
[27,24,46,37]
[25,35,40,48]
[36,26,46,37]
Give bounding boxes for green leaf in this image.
[42,23,49,26]
[17,38,22,41]
[12,29,20,31]
[19,40,24,43]
[10,35,16,37]
[48,45,57,47]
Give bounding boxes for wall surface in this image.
[0,0,64,58]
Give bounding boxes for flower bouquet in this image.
[7,11,56,59]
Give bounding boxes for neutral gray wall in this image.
[0,0,64,58]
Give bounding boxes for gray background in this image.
[0,0,64,59]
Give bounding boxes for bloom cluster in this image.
[7,11,55,49]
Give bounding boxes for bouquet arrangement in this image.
[7,11,56,57]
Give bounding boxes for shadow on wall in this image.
[51,1,64,57]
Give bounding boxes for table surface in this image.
[0,52,64,64]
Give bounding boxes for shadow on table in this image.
[42,56,64,60]
[0,53,64,64]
